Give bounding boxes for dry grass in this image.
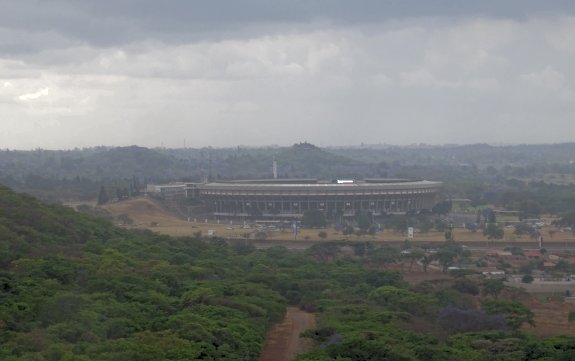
[102,197,575,244]
[523,298,575,337]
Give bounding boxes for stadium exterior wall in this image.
[187,179,442,219]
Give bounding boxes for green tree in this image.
[555,259,572,273]
[483,223,504,240]
[402,248,425,271]
[432,200,452,216]
[369,285,432,315]
[434,219,447,232]
[435,248,457,272]
[302,210,327,228]
[352,242,373,258]
[342,225,355,236]
[482,299,535,331]
[370,246,400,267]
[521,274,534,283]
[507,246,524,256]
[390,216,408,234]
[355,210,372,232]
[307,243,340,263]
[514,223,535,238]
[444,223,454,242]
[97,185,108,205]
[519,200,542,220]
[421,255,432,273]
[254,231,267,240]
[482,278,505,299]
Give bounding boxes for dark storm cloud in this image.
[2,0,575,49]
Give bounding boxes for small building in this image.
[478,267,506,277]
[525,251,542,259]
[486,249,513,257]
[146,183,187,197]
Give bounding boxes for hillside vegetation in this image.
[2,185,575,360]
[0,185,285,360]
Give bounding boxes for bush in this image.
[254,231,267,240]
[437,306,507,333]
[302,210,327,228]
[452,279,480,295]
[342,225,355,235]
[521,274,534,284]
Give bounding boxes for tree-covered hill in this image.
[3,142,575,208]
[0,146,195,183]
[0,143,374,200]
[0,146,195,202]
[0,185,287,360]
[0,185,119,265]
[81,146,190,180]
[274,142,367,179]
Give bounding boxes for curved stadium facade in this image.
[189,178,442,219]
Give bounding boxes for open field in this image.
[102,197,575,247]
[524,298,575,337]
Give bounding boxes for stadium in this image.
[187,178,442,219]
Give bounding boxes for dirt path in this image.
[258,306,316,361]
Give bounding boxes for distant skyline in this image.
[2,1,575,149]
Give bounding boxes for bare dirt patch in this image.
[400,269,451,285]
[102,197,182,225]
[523,298,575,337]
[258,307,316,361]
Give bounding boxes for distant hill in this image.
[2,142,575,202]
[84,145,189,180]
[0,146,197,201]
[200,142,371,180]
[274,142,367,179]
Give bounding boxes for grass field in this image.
[102,197,575,244]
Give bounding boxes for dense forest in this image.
[2,185,575,360]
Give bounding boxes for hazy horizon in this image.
[2,1,575,149]
[5,140,575,152]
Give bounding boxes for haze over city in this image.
[2,0,575,149]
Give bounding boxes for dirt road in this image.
[258,306,316,361]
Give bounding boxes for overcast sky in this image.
[1,1,575,149]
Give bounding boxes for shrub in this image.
[521,274,534,284]
[452,278,480,295]
[437,306,507,333]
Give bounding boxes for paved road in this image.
[228,238,575,251]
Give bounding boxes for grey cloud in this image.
[2,0,575,50]
[1,2,575,149]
